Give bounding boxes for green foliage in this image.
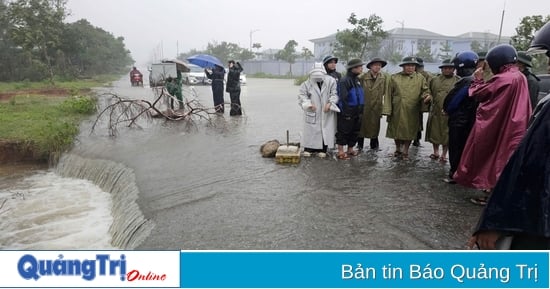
[60,95,96,114]
[415,39,435,62]
[7,0,67,82]
[275,40,298,77]
[61,19,133,76]
[238,49,255,62]
[333,13,388,62]
[0,0,132,82]
[0,95,96,161]
[252,43,262,50]
[294,75,308,86]
[249,72,293,79]
[0,75,118,92]
[511,15,550,51]
[181,41,255,64]
[470,39,498,53]
[438,40,453,61]
[276,40,298,63]
[301,47,314,60]
[511,15,550,74]
[204,41,248,64]
[380,39,404,64]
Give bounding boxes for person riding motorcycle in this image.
[129,66,143,85]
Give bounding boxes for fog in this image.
[65,0,549,66]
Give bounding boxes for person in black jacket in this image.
[442,51,479,184]
[516,51,540,110]
[322,55,342,82]
[205,65,225,113]
[226,60,244,116]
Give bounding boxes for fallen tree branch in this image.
[91,86,229,136]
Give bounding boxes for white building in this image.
[309,27,511,64]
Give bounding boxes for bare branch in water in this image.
[91,86,237,136]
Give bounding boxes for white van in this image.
[184,64,210,85]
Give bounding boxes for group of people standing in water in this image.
[298,20,550,249]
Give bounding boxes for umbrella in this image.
[187,54,224,68]
[161,59,190,72]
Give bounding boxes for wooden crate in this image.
[275,145,300,164]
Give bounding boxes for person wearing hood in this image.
[297,64,338,157]
[335,58,365,160]
[358,57,390,150]
[322,55,342,82]
[467,21,550,249]
[453,44,532,205]
[383,56,431,161]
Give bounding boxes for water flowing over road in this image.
[1,77,484,249]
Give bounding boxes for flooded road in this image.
[1,77,484,249]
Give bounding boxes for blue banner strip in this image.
[180,251,549,288]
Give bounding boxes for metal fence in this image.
[242,60,445,76]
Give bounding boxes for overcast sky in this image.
[65,0,549,66]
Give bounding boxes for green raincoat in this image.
[425,74,459,145]
[383,72,430,140]
[359,70,390,138]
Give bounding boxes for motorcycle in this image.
[131,73,143,87]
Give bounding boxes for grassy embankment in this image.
[0,76,117,163]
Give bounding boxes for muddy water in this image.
[1,77,483,249]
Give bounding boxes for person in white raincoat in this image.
[298,64,339,157]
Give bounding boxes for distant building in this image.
[452,31,511,55]
[309,27,511,64]
[309,33,337,61]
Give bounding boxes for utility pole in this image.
[396,20,404,31]
[497,1,506,43]
[250,29,260,51]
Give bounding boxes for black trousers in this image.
[229,90,242,115]
[336,107,361,147]
[448,125,471,179]
[212,80,224,113]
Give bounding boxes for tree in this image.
[380,39,404,64]
[0,0,26,81]
[60,19,132,76]
[275,40,298,76]
[177,49,203,62]
[203,41,254,63]
[332,13,388,63]
[252,42,262,57]
[511,15,550,73]
[238,49,255,62]
[470,40,482,52]
[7,0,67,83]
[415,39,435,62]
[438,40,453,61]
[511,15,550,51]
[301,47,313,61]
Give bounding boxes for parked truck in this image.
[148,62,177,87]
[148,59,190,87]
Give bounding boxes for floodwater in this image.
[0,77,484,250]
